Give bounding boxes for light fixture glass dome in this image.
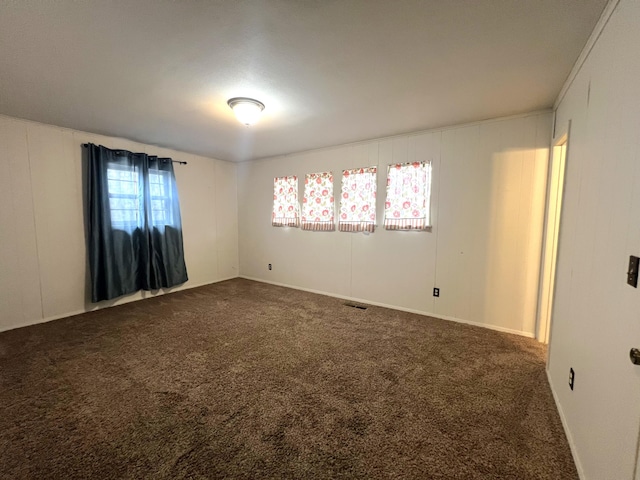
[227,97,265,126]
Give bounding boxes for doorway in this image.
[537,126,569,344]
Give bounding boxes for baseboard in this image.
[546,369,585,479]
[0,311,87,334]
[3,274,536,340]
[239,276,535,339]
[0,276,239,334]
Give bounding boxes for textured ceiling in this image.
[0,0,607,162]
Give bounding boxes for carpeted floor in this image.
[0,279,577,479]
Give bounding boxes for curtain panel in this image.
[272,176,300,227]
[85,144,188,302]
[339,166,377,233]
[302,172,335,231]
[384,161,431,230]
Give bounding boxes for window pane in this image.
[151,199,165,211]
[109,197,138,210]
[152,210,166,224]
[108,178,137,195]
[106,167,177,230]
[302,172,334,231]
[154,170,175,228]
[110,207,139,224]
[107,167,140,230]
[384,162,431,230]
[108,169,135,181]
[272,176,299,227]
[150,182,165,197]
[339,167,377,233]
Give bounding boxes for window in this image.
[384,161,432,230]
[302,172,334,231]
[339,167,377,232]
[148,170,175,226]
[86,143,188,303]
[107,166,176,231]
[272,176,300,227]
[107,166,140,230]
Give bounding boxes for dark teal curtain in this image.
[86,144,188,302]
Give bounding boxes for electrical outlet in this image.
[569,368,575,390]
[433,287,440,297]
[268,264,272,271]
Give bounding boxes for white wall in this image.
[238,112,551,337]
[548,1,640,478]
[0,115,239,332]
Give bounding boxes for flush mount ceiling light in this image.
[227,97,265,126]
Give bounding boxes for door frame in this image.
[537,119,571,349]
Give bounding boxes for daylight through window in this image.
[302,172,335,231]
[272,176,300,227]
[384,162,431,230]
[339,167,377,232]
[107,166,140,231]
[107,167,176,231]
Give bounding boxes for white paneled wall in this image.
[215,159,240,279]
[547,1,640,478]
[0,115,239,332]
[238,112,551,336]
[0,118,43,327]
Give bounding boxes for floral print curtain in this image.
[272,176,300,227]
[339,166,377,232]
[384,162,431,230]
[302,172,335,231]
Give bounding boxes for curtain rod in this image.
[81,143,187,165]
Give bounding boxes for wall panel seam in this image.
[24,126,45,322]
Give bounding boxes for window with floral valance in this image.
[384,161,432,230]
[302,172,335,231]
[272,176,299,227]
[339,166,377,232]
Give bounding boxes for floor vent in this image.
[344,302,368,310]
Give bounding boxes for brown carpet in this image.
[0,278,577,479]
